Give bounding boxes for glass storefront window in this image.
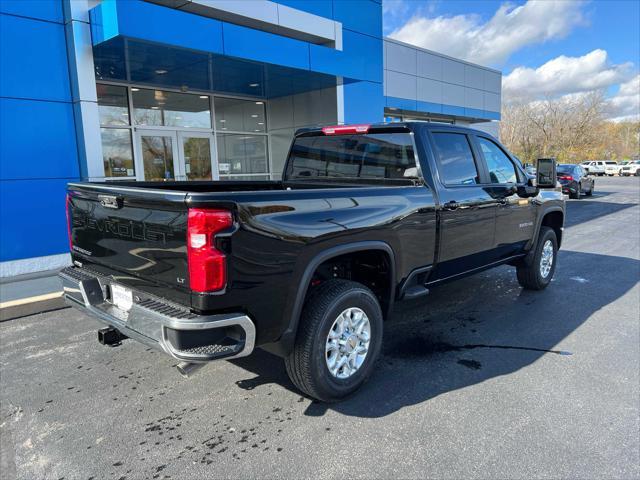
[216,134,268,176]
[101,128,135,177]
[220,174,271,181]
[97,84,130,126]
[214,97,266,133]
[132,89,211,128]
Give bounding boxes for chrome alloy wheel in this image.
[325,307,371,379]
[540,239,554,278]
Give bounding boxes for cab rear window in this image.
[286,133,418,180]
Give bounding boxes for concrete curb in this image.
[0,292,67,322]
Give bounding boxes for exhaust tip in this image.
[176,361,206,378]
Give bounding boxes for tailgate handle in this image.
[98,194,124,209]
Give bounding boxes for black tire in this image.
[570,187,580,200]
[586,183,593,196]
[516,226,558,290]
[284,279,383,402]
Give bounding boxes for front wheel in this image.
[516,227,558,290]
[285,279,383,402]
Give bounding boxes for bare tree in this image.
[498,91,637,164]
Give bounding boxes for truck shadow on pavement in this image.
[564,197,635,227]
[232,250,639,418]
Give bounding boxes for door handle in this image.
[443,201,460,211]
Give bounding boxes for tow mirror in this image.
[536,158,557,188]
[516,178,538,198]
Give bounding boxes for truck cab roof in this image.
[295,122,498,139]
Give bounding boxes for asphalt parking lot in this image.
[1,177,639,480]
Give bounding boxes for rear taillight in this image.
[187,209,233,292]
[322,124,370,135]
[65,194,73,252]
[559,175,574,181]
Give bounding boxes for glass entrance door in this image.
[134,130,180,181]
[178,132,218,181]
[134,130,217,181]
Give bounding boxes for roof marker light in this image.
[322,124,370,135]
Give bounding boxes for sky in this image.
[383,0,640,121]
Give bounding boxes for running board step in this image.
[403,285,429,299]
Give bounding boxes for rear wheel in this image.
[570,187,581,199]
[516,227,558,290]
[284,279,383,402]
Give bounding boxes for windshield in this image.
[286,133,418,180]
[557,166,576,174]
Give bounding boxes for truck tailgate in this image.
[67,183,191,305]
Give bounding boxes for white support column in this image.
[336,78,345,125]
[63,0,104,181]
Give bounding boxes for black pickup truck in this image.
[60,123,564,402]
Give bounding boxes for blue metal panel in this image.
[0,0,63,23]
[89,0,121,45]
[385,96,417,112]
[91,0,224,53]
[310,30,382,83]
[333,0,382,38]
[483,110,501,120]
[417,101,443,115]
[464,107,486,119]
[275,0,334,19]
[0,13,71,102]
[441,104,466,116]
[344,81,384,124]
[0,98,79,180]
[222,23,310,71]
[90,0,381,84]
[0,178,75,261]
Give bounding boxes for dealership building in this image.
[0,0,502,276]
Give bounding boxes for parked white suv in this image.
[603,161,620,176]
[581,161,608,176]
[620,160,640,176]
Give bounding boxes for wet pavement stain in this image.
[386,337,572,358]
[133,398,300,472]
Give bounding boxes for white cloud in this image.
[387,0,587,67]
[503,49,634,100]
[606,75,640,121]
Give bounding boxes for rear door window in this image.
[287,133,417,180]
[431,132,479,185]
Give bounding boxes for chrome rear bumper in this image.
[58,267,255,363]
